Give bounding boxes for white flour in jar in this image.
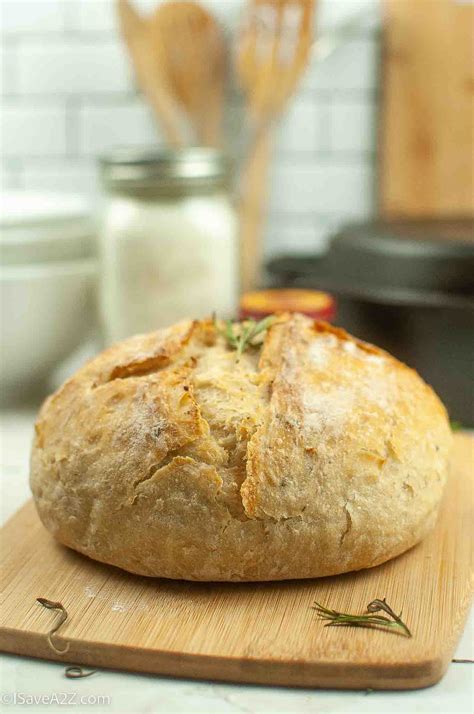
[100,192,238,344]
[99,147,239,345]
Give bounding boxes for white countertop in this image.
[1,405,472,714]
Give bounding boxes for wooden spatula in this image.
[116,0,185,147]
[237,0,316,291]
[149,1,227,147]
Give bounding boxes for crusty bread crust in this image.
[30,314,452,581]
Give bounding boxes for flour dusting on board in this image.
[84,586,150,613]
[111,602,128,612]
[110,601,150,614]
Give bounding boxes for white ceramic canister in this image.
[99,147,239,345]
[0,193,97,398]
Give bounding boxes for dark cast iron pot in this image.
[267,220,474,425]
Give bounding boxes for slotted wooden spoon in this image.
[117,0,185,146]
[237,0,316,291]
[149,1,227,147]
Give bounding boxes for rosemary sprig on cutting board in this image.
[313,598,412,638]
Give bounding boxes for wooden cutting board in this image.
[0,434,472,690]
[381,0,474,218]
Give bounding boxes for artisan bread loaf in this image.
[30,314,452,581]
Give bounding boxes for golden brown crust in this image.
[30,314,452,581]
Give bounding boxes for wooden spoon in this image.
[149,1,227,147]
[237,0,316,291]
[116,0,185,147]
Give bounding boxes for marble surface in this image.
[1,405,472,714]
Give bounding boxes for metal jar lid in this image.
[100,146,232,194]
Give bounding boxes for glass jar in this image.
[99,147,238,345]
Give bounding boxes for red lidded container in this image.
[239,288,336,322]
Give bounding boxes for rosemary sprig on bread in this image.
[214,315,276,358]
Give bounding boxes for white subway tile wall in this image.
[79,100,158,155]
[1,1,64,33]
[20,160,101,194]
[329,99,376,154]
[16,40,131,94]
[1,101,67,156]
[0,0,380,258]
